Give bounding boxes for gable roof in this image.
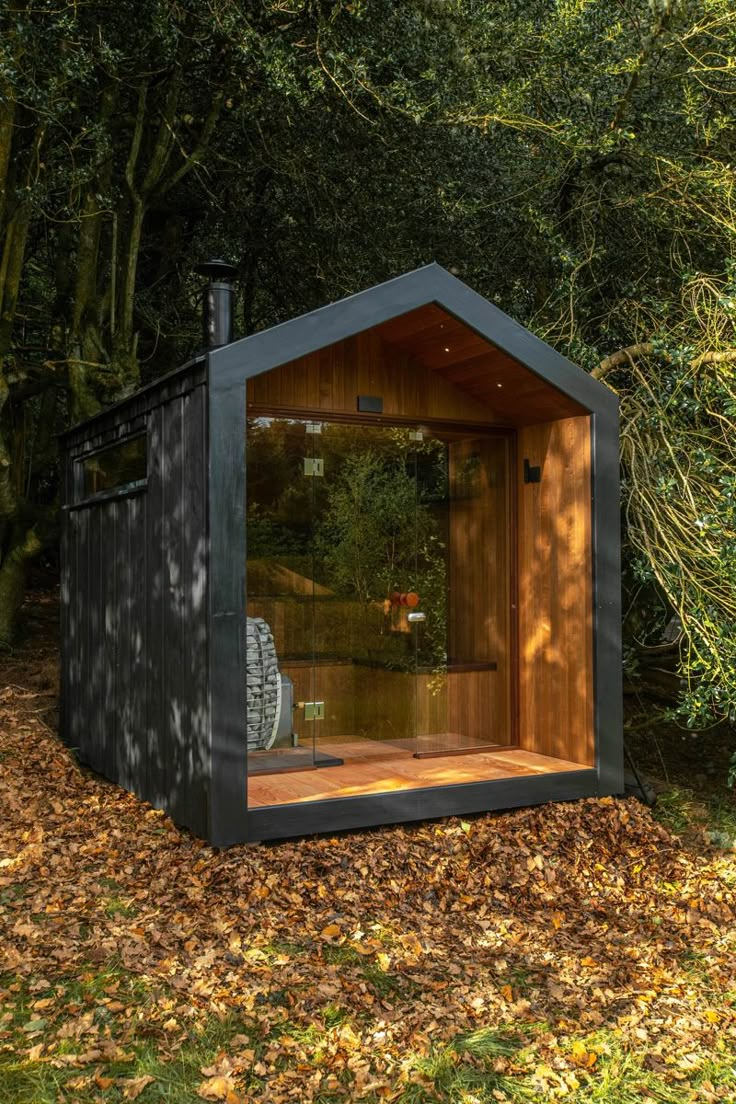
[210,263,617,418]
[63,263,617,446]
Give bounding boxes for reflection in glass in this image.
[245,417,511,776]
[245,419,318,772]
[80,434,147,497]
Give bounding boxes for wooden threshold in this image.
[246,739,587,808]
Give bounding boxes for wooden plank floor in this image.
[246,739,586,808]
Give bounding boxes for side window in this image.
[78,433,147,500]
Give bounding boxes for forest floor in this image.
[1,586,736,1103]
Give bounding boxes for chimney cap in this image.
[195,258,237,282]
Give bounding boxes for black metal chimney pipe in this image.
[195,259,237,348]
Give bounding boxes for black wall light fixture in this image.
[524,458,541,483]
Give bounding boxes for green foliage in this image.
[316,448,426,599]
[313,431,448,670]
[612,273,736,733]
[1,0,736,744]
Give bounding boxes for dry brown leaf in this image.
[197,1075,237,1101]
[319,923,342,941]
[122,1076,155,1100]
[399,932,423,957]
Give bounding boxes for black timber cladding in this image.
[60,358,211,839]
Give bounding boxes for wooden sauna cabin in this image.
[60,263,623,846]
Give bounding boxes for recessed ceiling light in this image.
[444,346,450,353]
[496,383,503,388]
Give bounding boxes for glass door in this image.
[310,422,419,756]
[413,431,512,756]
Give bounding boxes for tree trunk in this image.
[0,525,41,646]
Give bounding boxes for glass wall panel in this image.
[245,414,512,782]
[245,417,316,772]
[79,433,147,498]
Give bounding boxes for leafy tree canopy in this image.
[1,0,735,745]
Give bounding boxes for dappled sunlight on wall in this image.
[517,416,594,765]
[63,384,211,839]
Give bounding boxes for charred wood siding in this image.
[60,367,210,839]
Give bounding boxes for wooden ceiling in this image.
[373,304,587,425]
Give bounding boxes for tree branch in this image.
[124,82,148,204]
[608,4,674,133]
[158,89,225,196]
[592,344,655,379]
[593,343,736,380]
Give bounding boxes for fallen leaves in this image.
[1,591,736,1101]
[570,1039,598,1068]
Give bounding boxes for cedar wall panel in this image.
[246,330,498,422]
[62,383,210,838]
[517,416,594,765]
[447,436,512,746]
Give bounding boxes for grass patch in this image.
[653,782,736,841]
[0,885,27,906]
[0,1011,260,1104]
[397,1025,524,1103]
[676,947,712,980]
[103,897,138,918]
[653,785,702,834]
[395,1027,736,1103]
[503,966,534,997]
[66,959,153,1004]
[0,966,261,1104]
[323,1004,349,1029]
[705,796,736,841]
[263,939,306,960]
[361,962,417,1000]
[557,1032,736,1104]
[322,944,365,966]
[452,1026,523,1059]
[266,1003,351,1045]
[694,1050,736,1097]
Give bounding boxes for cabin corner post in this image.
[58,446,71,746]
[207,354,249,846]
[591,402,624,796]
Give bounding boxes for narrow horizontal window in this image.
[79,433,147,498]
